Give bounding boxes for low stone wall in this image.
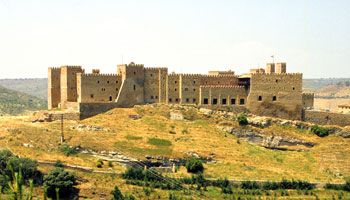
[304,110,350,127]
[79,102,119,119]
[199,105,248,113]
[51,112,80,121]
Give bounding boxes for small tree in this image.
[185,158,204,173]
[54,160,64,168]
[237,114,248,125]
[111,185,124,200]
[43,167,78,199]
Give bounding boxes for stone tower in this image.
[276,62,287,73]
[266,63,275,73]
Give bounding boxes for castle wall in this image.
[167,74,181,104]
[302,93,314,108]
[199,75,239,86]
[77,73,122,103]
[144,67,168,104]
[78,102,118,119]
[304,110,350,127]
[115,63,145,107]
[199,85,248,106]
[180,74,201,104]
[48,67,61,109]
[60,66,83,105]
[247,73,303,120]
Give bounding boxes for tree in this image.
[0,149,13,170]
[43,167,78,199]
[185,158,204,173]
[237,114,248,125]
[6,156,43,185]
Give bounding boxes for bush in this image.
[54,160,63,168]
[214,178,232,194]
[6,156,43,185]
[185,158,204,173]
[59,145,79,156]
[0,149,13,169]
[241,181,260,189]
[43,167,78,199]
[111,185,124,200]
[237,114,248,125]
[108,160,113,167]
[97,163,102,168]
[311,125,329,137]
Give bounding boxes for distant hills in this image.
[303,79,350,98]
[0,78,47,100]
[0,85,47,115]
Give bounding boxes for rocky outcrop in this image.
[217,126,316,151]
[70,124,110,132]
[170,111,184,121]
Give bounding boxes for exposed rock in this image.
[337,130,350,138]
[71,124,110,132]
[170,111,184,121]
[129,115,141,120]
[198,108,213,116]
[23,143,34,148]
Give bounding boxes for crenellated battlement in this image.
[81,73,121,77]
[302,93,314,96]
[48,67,61,71]
[144,67,168,71]
[61,65,82,68]
[251,72,302,77]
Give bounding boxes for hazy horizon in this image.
[1,0,349,79]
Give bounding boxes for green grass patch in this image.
[147,138,172,146]
[143,117,166,131]
[125,135,142,140]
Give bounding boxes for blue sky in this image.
[0,0,349,78]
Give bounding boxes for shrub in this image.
[237,114,248,125]
[59,145,79,156]
[54,160,63,168]
[182,129,189,134]
[6,156,43,185]
[111,185,124,200]
[43,167,78,199]
[241,181,260,189]
[185,158,204,173]
[214,178,232,194]
[108,160,113,167]
[311,125,329,137]
[0,149,13,170]
[97,163,102,168]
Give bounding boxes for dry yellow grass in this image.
[1,105,350,199]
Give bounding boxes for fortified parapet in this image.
[250,68,265,73]
[266,63,275,73]
[208,70,235,76]
[92,69,100,74]
[48,67,61,109]
[276,62,287,73]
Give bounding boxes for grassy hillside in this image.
[1,105,350,199]
[0,85,47,115]
[0,78,47,99]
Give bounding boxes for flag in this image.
[271,55,274,58]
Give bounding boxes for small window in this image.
[193,88,196,91]
[213,98,218,105]
[240,99,245,105]
[107,81,110,84]
[97,81,100,84]
[273,96,277,101]
[175,98,179,102]
[101,88,105,91]
[169,98,172,102]
[204,98,208,104]
[116,81,118,84]
[231,99,236,105]
[90,94,94,98]
[293,87,295,90]
[186,98,190,102]
[151,96,154,99]
[258,96,262,101]
[193,98,196,102]
[134,71,136,75]
[205,81,208,84]
[175,88,177,91]
[175,81,177,84]
[109,96,112,101]
[116,88,118,91]
[193,81,196,84]
[222,99,227,105]
[150,74,153,77]
[133,85,136,90]
[218,81,220,84]
[185,88,189,91]
[276,79,278,83]
[155,96,158,99]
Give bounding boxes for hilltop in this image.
[0,85,47,115]
[1,104,350,199]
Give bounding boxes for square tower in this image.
[276,62,287,73]
[266,63,275,73]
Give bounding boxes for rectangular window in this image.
[133,85,136,90]
[151,96,154,99]
[175,98,179,102]
[240,99,245,105]
[193,98,196,102]
[258,96,262,101]
[90,94,94,98]
[169,98,172,102]
[186,98,190,102]
[204,98,208,104]
[231,99,236,105]
[273,96,277,101]
[213,98,218,105]
[185,88,189,91]
[222,99,227,105]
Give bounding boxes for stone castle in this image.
[48,62,315,120]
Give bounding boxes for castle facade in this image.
[48,62,314,120]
